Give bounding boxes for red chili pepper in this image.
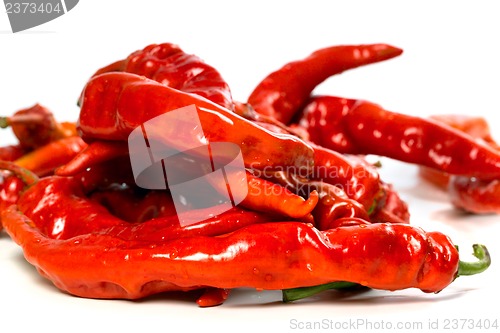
[0,145,26,162]
[236,106,401,224]
[266,170,370,230]
[1,104,77,150]
[312,144,384,212]
[1,205,490,302]
[296,96,500,179]
[0,173,24,231]
[369,183,410,224]
[247,44,403,124]
[55,141,128,176]
[77,72,314,171]
[13,136,87,177]
[92,43,234,111]
[89,187,177,223]
[449,176,500,214]
[418,115,500,214]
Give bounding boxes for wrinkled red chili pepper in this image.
[266,170,370,230]
[296,96,500,179]
[2,205,490,301]
[1,104,76,150]
[247,44,403,124]
[208,169,318,221]
[1,41,494,309]
[312,144,383,211]
[4,169,277,243]
[76,72,314,171]
[89,187,177,223]
[92,43,234,111]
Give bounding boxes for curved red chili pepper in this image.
[55,141,128,176]
[1,104,77,150]
[77,72,314,171]
[13,136,87,177]
[92,43,234,111]
[296,96,500,179]
[247,44,403,124]
[2,208,489,302]
[8,173,278,242]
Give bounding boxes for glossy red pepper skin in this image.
[0,173,24,231]
[2,208,460,299]
[248,44,403,124]
[10,175,277,242]
[92,43,234,111]
[449,177,500,214]
[1,104,76,150]
[0,145,26,161]
[89,187,177,223]
[14,136,87,177]
[297,96,500,179]
[312,144,383,212]
[419,115,500,214]
[77,72,314,171]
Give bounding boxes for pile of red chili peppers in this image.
[0,42,495,307]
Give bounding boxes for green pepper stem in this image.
[457,244,491,276]
[0,160,39,187]
[0,116,9,129]
[282,281,358,303]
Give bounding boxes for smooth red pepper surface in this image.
[248,44,403,124]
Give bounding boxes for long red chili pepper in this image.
[296,95,500,179]
[247,44,403,124]
[13,136,87,177]
[1,206,489,302]
[77,72,314,171]
[91,43,234,111]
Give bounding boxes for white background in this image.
[1,1,499,332]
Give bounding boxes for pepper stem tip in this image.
[0,116,9,128]
[457,244,491,277]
